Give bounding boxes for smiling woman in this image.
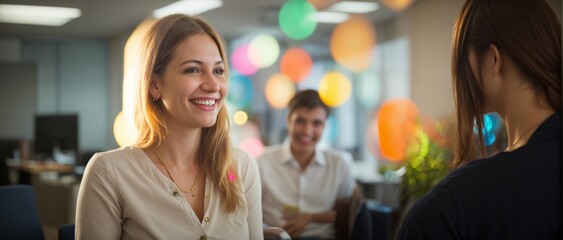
[76,14,263,240]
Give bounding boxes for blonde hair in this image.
[134,14,241,212]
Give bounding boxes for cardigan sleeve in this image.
[236,148,264,240]
[76,153,122,240]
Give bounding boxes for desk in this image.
[9,161,73,184]
[11,161,73,174]
[6,160,79,228]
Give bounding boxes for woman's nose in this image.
[201,72,220,92]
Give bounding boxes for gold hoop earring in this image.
[153,96,158,102]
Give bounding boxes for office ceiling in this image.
[0,0,401,42]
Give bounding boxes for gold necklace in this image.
[154,149,198,196]
[505,122,540,151]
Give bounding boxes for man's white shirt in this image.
[257,140,356,238]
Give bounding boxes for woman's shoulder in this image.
[88,146,143,167]
[232,146,254,165]
[231,147,259,176]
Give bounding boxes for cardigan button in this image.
[173,191,179,196]
[200,235,207,240]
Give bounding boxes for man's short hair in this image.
[287,90,331,119]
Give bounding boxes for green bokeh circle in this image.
[278,0,317,40]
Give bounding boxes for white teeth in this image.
[299,137,312,142]
[192,99,216,106]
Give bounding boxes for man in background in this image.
[257,89,355,239]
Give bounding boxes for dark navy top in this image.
[398,112,561,239]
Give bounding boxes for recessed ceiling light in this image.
[326,1,379,13]
[153,0,223,18]
[313,12,350,24]
[0,4,81,26]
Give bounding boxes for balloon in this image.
[280,47,313,82]
[330,15,376,72]
[318,70,352,107]
[231,44,258,76]
[377,99,419,161]
[265,73,296,108]
[279,0,317,40]
[249,34,280,68]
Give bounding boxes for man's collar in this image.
[281,138,327,167]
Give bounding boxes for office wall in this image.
[107,32,130,149]
[408,0,462,119]
[0,62,36,140]
[22,40,111,152]
[0,38,21,61]
[395,0,561,119]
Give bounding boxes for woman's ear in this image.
[150,75,161,101]
[489,44,503,75]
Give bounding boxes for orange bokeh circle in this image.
[377,99,419,162]
[382,0,413,12]
[280,47,313,82]
[330,15,377,73]
[265,73,296,109]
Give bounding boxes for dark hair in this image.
[287,90,331,119]
[451,0,562,167]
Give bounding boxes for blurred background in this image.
[0,0,561,239]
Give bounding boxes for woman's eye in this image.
[184,67,200,74]
[213,68,225,75]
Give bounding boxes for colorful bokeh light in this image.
[484,132,497,146]
[377,99,419,162]
[382,0,413,12]
[227,74,253,110]
[280,47,313,82]
[231,44,258,76]
[330,15,377,72]
[279,0,317,40]
[233,111,249,125]
[319,114,339,145]
[356,69,382,108]
[239,137,265,158]
[474,112,504,146]
[366,117,380,158]
[113,111,138,147]
[318,70,352,107]
[249,34,280,68]
[265,73,296,109]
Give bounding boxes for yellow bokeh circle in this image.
[265,73,295,109]
[233,111,249,125]
[318,70,352,107]
[113,111,138,147]
[330,15,376,73]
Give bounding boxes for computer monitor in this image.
[34,114,79,160]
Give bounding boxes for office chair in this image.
[58,223,75,240]
[366,199,393,240]
[335,186,393,240]
[335,186,371,240]
[0,185,45,240]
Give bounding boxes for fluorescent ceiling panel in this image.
[327,1,379,13]
[153,0,223,18]
[0,4,81,26]
[313,12,350,24]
